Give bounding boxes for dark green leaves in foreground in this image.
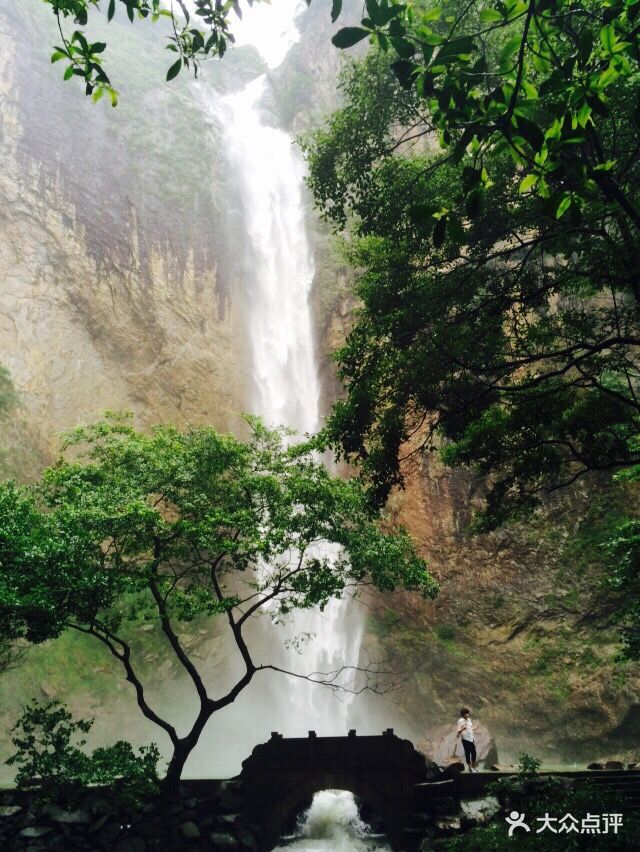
[332,0,640,220]
[305,30,640,529]
[43,0,258,102]
[7,700,159,808]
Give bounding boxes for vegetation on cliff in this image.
[303,0,640,660]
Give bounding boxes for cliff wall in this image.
[0,2,256,470]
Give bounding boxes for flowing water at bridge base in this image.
[275,790,391,852]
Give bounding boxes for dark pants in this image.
[462,739,476,765]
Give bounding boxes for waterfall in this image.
[218,14,365,735]
[222,73,320,435]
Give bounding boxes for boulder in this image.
[42,805,91,824]
[421,723,498,769]
[587,762,604,770]
[237,830,258,850]
[94,822,122,847]
[40,682,57,699]
[20,827,53,839]
[442,761,465,778]
[628,763,638,770]
[0,805,22,818]
[88,814,110,834]
[460,795,500,827]
[434,816,462,835]
[114,837,146,852]
[605,760,624,771]
[209,832,241,849]
[216,780,243,813]
[179,821,201,839]
[432,796,457,815]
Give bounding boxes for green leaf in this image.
[465,187,482,219]
[108,0,116,21]
[600,24,617,53]
[479,8,503,23]
[597,64,619,88]
[556,193,572,218]
[391,59,415,89]
[514,114,545,149]
[332,27,370,49]
[586,94,610,117]
[91,42,107,54]
[499,34,522,68]
[51,50,66,63]
[365,0,387,26]
[63,65,74,81]
[331,0,342,23]
[576,102,592,128]
[166,58,182,81]
[391,37,416,58]
[519,173,538,193]
[437,36,475,62]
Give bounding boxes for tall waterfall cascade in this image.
[220,0,365,733]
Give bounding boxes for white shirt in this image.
[458,717,474,742]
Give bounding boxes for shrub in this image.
[6,700,160,809]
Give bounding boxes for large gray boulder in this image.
[419,723,498,768]
[460,795,500,827]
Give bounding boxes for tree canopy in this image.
[0,414,435,786]
[303,0,640,531]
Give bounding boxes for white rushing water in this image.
[223,73,320,434]
[274,790,390,852]
[218,4,366,734]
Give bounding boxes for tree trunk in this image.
[161,740,191,796]
[160,706,214,795]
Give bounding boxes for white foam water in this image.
[274,790,391,852]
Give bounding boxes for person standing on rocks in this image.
[456,707,479,772]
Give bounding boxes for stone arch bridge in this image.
[239,729,433,850]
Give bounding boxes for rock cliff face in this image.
[0,2,254,469]
[362,425,640,765]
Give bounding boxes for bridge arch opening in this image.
[270,773,393,850]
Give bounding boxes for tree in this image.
[0,413,435,789]
[41,0,262,105]
[600,458,640,658]
[304,0,640,529]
